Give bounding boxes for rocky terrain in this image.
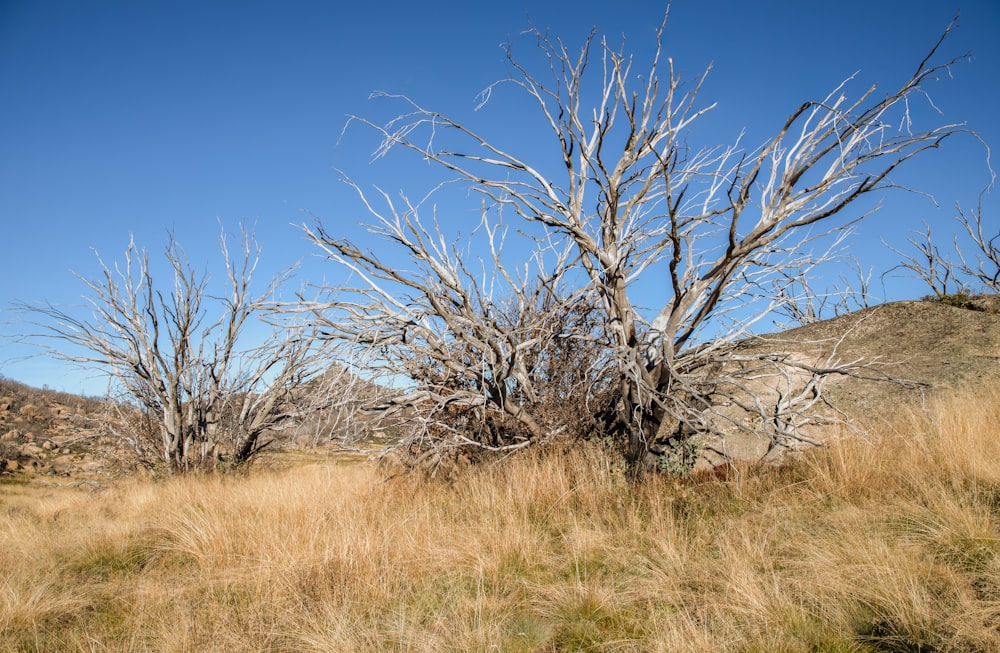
[0,378,114,483]
[0,368,393,481]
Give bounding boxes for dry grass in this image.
[3,384,1000,652]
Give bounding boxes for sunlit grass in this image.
[2,384,999,651]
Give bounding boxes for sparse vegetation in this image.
[4,12,996,648]
[891,202,998,304]
[2,382,999,651]
[926,290,978,307]
[0,376,114,478]
[14,13,989,480]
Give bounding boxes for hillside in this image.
[0,365,396,480]
[0,378,111,481]
[750,297,1000,412]
[666,296,998,466]
[2,297,998,479]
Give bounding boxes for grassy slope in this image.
[2,384,1000,652]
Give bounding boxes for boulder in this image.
[20,443,43,456]
[18,404,44,421]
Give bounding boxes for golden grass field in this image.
[2,383,1000,652]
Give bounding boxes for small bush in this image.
[922,292,993,312]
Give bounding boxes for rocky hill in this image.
[0,365,397,481]
[0,378,112,482]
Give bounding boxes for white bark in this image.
[311,14,968,472]
[20,223,345,472]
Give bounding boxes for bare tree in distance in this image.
[885,198,997,302]
[769,254,876,330]
[953,200,1000,293]
[19,224,351,473]
[884,222,967,299]
[310,14,969,474]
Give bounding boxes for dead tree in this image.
[885,200,996,301]
[769,255,875,330]
[311,14,966,472]
[19,224,346,473]
[884,222,967,299]
[953,200,1000,292]
[305,194,616,470]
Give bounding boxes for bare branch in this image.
[953,200,1000,292]
[317,14,968,474]
[884,222,965,299]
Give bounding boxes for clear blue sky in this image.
[2,0,997,395]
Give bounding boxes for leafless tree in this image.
[19,224,347,473]
[305,192,616,472]
[310,14,966,472]
[885,222,966,299]
[763,237,876,330]
[885,197,997,301]
[953,200,1000,292]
